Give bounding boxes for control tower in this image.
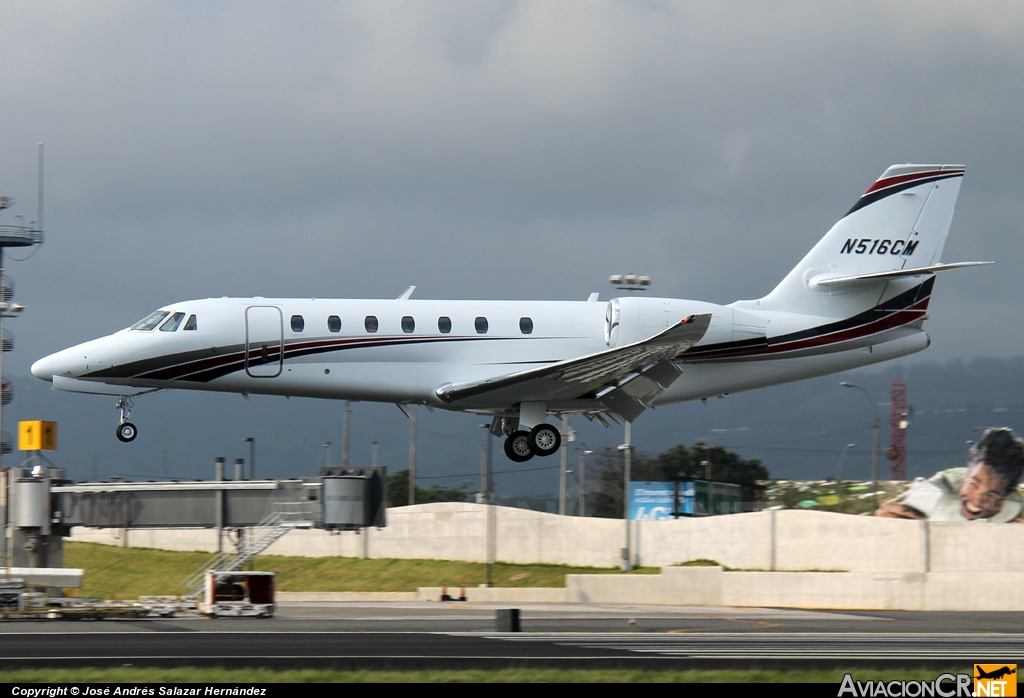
[0,144,45,461]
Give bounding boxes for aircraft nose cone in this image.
[31,354,56,382]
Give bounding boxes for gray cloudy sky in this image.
[1,1,1024,486]
[3,1,1024,371]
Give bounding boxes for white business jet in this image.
[32,164,988,461]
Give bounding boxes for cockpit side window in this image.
[131,311,170,331]
[159,312,186,332]
[183,315,197,331]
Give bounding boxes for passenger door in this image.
[245,306,283,378]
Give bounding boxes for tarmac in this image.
[0,601,1019,670]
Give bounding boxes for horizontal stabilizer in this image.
[811,261,992,287]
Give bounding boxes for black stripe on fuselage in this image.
[680,277,934,361]
[83,335,513,384]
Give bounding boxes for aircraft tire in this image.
[116,422,138,443]
[504,431,534,462]
[529,424,561,457]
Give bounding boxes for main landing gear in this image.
[115,396,138,443]
[503,423,561,462]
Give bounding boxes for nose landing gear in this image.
[115,396,138,443]
[117,422,138,443]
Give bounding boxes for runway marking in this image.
[484,632,1024,659]
[667,619,781,633]
[0,654,693,661]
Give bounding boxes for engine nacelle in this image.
[605,297,766,348]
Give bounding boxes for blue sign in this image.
[629,482,693,520]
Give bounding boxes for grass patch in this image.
[64,543,215,599]
[64,542,658,598]
[0,667,967,683]
[675,559,722,567]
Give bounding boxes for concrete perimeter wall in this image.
[566,567,1024,612]
[70,503,1024,575]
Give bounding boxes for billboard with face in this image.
[875,428,1024,522]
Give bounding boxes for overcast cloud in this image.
[1,2,1023,484]
[3,1,1024,367]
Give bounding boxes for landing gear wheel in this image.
[504,430,534,462]
[530,423,561,457]
[116,422,138,443]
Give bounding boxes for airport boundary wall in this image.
[70,502,1024,575]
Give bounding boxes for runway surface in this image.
[1,602,1021,669]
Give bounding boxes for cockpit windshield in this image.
[130,311,170,331]
[159,312,186,332]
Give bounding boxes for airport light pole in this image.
[342,401,351,468]
[579,446,592,517]
[841,382,881,510]
[618,423,633,571]
[408,407,417,506]
[0,146,44,470]
[609,273,652,292]
[479,423,494,587]
[837,443,856,513]
[607,274,649,569]
[0,300,24,467]
[242,437,255,480]
[559,416,574,516]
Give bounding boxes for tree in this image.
[387,469,472,507]
[655,442,769,488]
[590,442,769,518]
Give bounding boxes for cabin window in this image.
[519,317,533,335]
[401,316,415,333]
[365,315,378,333]
[291,315,305,332]
[183,314,197,331]
[130,311,170,331]
[159,312,186,332]
[438,316,452,334]
[475,316,488,334]
[327,315,342,333]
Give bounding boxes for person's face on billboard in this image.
[959,463,1010,520]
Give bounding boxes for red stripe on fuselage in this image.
[682,297,929,362]
[137,334,479,381]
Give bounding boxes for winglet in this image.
[397,286,416,300]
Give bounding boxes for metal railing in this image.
[183,501,318,599]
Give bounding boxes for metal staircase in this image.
[183,501,318,599]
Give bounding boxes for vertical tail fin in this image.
[749,164,964,317]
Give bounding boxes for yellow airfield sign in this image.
[18,421,57,451]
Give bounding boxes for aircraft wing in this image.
[436,313,711,422]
